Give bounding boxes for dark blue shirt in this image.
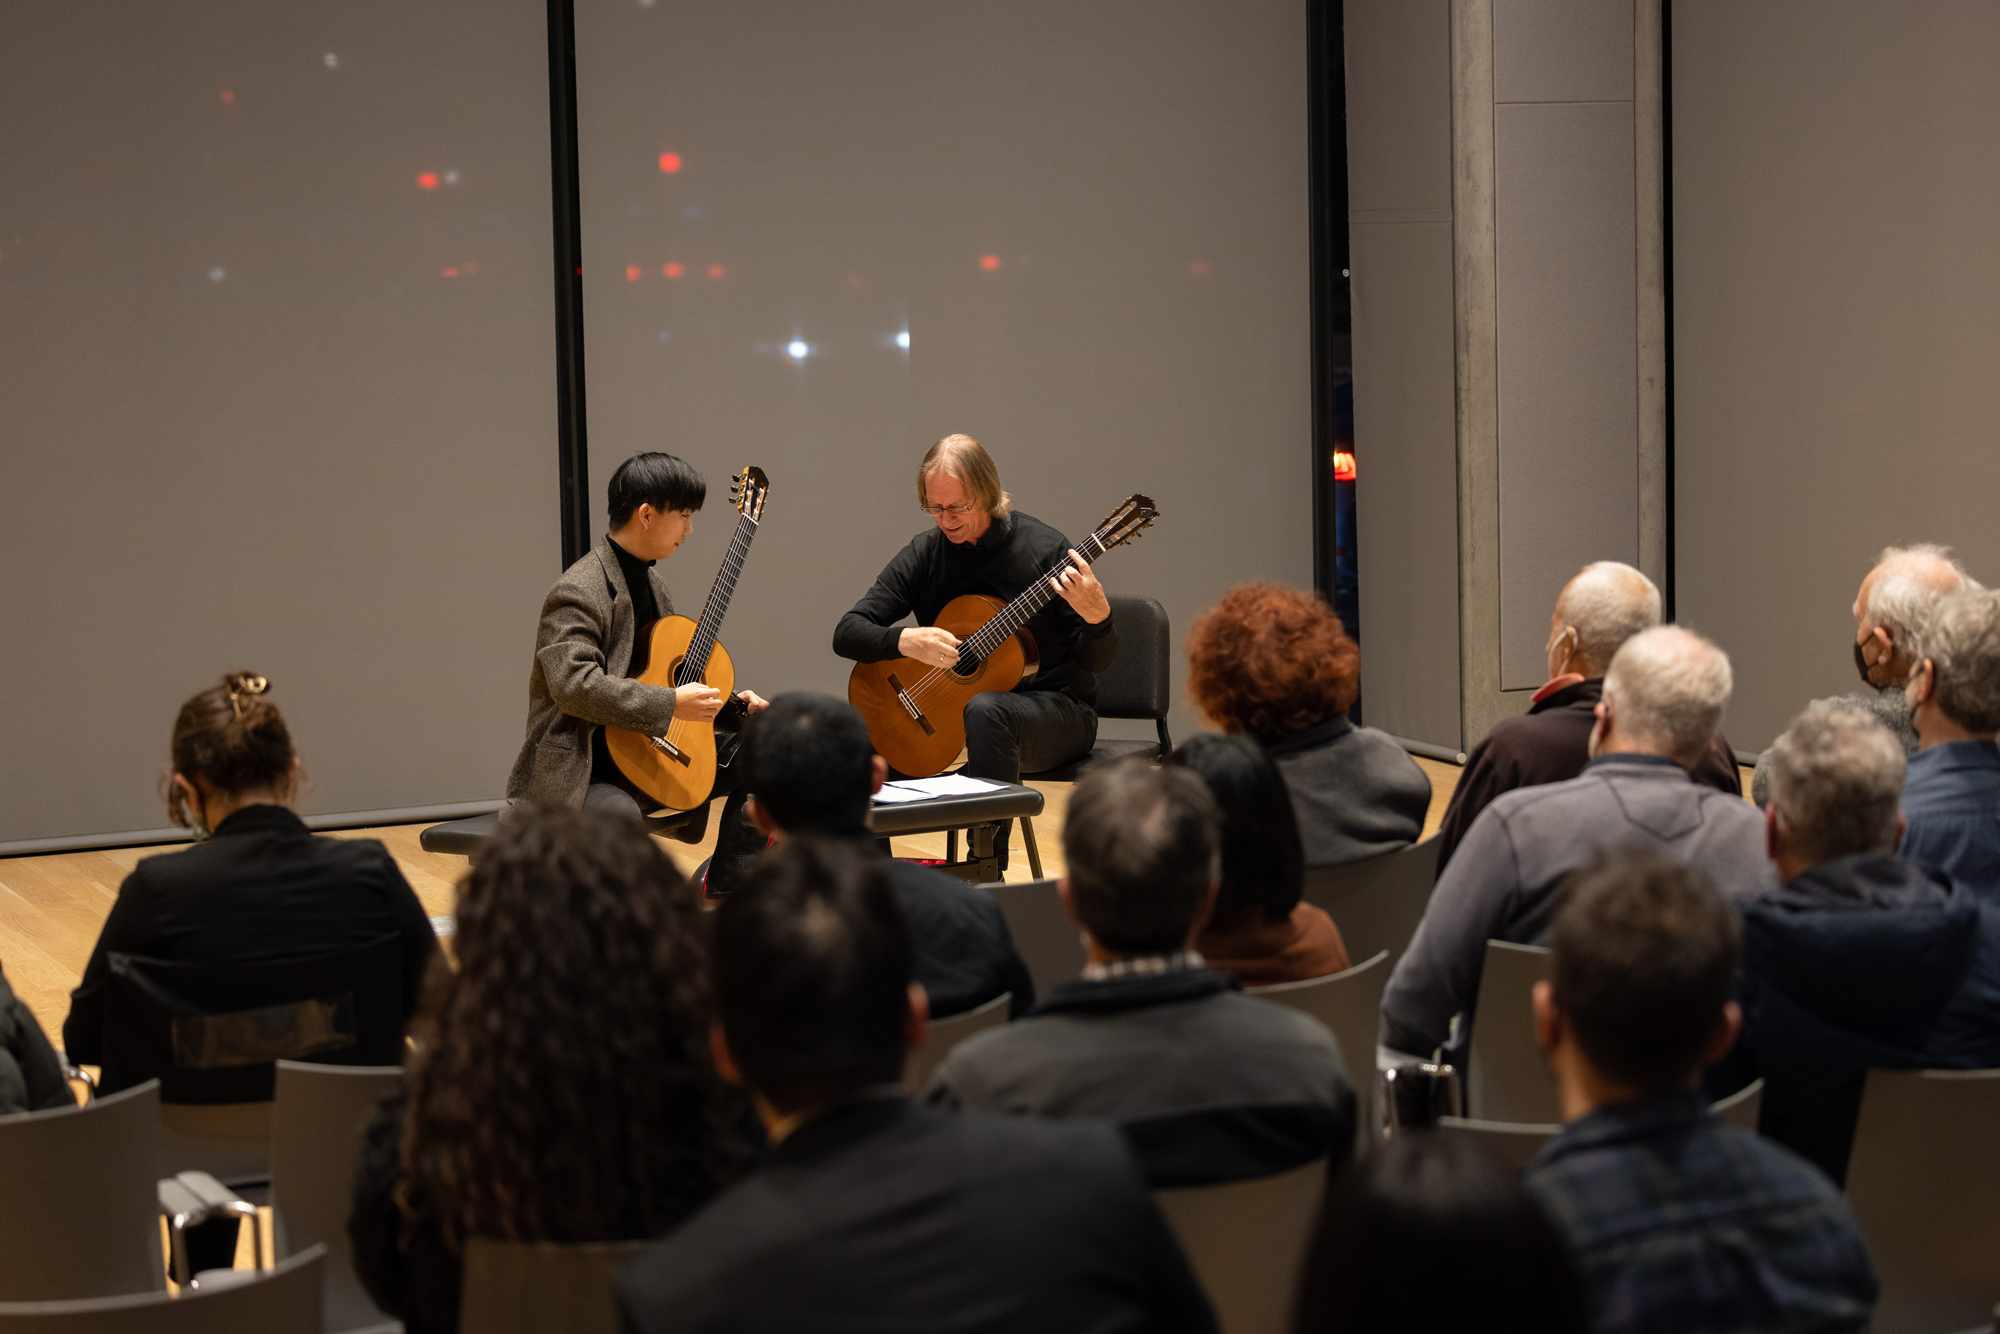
[1901,741,2000,908]
[1526,1092,1876,1334]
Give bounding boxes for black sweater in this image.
[833,512,1118,703]
[63,805,436,1069]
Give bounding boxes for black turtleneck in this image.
[610,537,661,628]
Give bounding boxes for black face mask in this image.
[1855,639,1879,687]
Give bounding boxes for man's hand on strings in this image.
[900,626,964,670]
[1052,549,1111,624]
[673,683,725,722]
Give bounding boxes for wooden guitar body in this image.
[603,615,736,811]
[848,594,1040,778]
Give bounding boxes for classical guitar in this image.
[849,493,1158,778]
[605,466,770,811]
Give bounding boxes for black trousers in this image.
[958,689,1097,869]
[585,747,758,894]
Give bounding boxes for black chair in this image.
[1022,593,1172,782]
[98,934,409,1184]
[420,806,697,856]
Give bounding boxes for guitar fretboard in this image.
[676,510,759,688]
[960,529,1113,663]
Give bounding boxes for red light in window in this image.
[417,172,439,190]
[220,90,235,105]
[706,264,726,279]
[1333,450,1357,482]
[979,254,1001,271]
[663,262,683,278]
[626,264,642,282]
[658,152,682,173]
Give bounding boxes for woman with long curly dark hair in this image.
[1186,583,1430,866]
[349,804,752,1334]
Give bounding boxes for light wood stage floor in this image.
[2,756,1764,1049]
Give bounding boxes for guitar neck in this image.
[961,530,1112,660]
[677,511,760,686]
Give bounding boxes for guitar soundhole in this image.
[952,649,980,679]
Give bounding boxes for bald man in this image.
[1434,563,1742,873]
[1750,544,1981,805]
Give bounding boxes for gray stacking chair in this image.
[1249,950,1391,1151]
[0,1080,164,1300]
[985,878,1086,999]
[1299,837,1440,968]
[0,1245,324,1333]
[270,1062,405,1334]
[1844,1067,2000,1334]
[903,992,1011,1093]
[1465,940,1557,1123]
[458,1238,652,1334]
[1712,1077,1763,1131]
[1435,1116,1557,1175]
[1153,1157,1329,1334]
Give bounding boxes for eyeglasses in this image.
[921,503,978,516]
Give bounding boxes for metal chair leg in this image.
[1020,817,1043,879]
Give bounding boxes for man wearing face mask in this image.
[1382,626,1775,1060]
[1750,544,1979,806]
[1434,562,1743,873]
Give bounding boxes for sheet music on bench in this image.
[872,775,1004,804]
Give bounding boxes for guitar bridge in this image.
[650,735,691,767]
[885,673,936,736]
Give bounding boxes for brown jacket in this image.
[506,536,679,808]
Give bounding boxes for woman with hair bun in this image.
[1186,584,1430,866]
[62,671,437,1076]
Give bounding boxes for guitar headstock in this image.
[730,466,770,521]
[1092,493,1158,552]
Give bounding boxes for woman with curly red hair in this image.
[1186,584,1430,866]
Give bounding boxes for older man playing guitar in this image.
[835,435,1118,871]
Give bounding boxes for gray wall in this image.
[0,2,557,850]
[573,0,1315,744]
[1674,1,2000,750]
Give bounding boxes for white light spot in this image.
[786,339,809,360]
[208,267,226,282]
[323,52,339,69]
[896,330,911,350]
[444,170,459,185]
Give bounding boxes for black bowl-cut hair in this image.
[608,452,706,528]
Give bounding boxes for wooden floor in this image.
[0,755,1472,1048]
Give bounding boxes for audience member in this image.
[350,805,750,1334]
[738,692,1034,1015]
[63,672,436,1079]
[616,838,1216,1334]
[1166,733,1350,984]
[0,962,69,1115]
[1706,705,2000,1184]
[1383,627,1770,1058]
[1436,562,1740,871]
[926,761,1356,1185]
[1187,583,1429,865]
[1752,543,1978,803]
[1526,850,1877,1334]
[1293,1132,1589,1334]
[1898,586,2000,902]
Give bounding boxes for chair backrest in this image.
[1466,940,1557,1123]
[1844,1067,2000,1334]
[100,933,407,1103]
[0,1081,164,1300]
[903,992,1010,1093]
[1711,1077,1762,1131]
[1299,837,1441,968]
[459,1238,653,1334]
[985,878,1086,999]
[1435,1116,1558,1176]
[0,1244,324,1333]
[1249,951,1391,1152]
[1094,593,1170,721]
[1153,1157,1329,1334]
[271,1062,404,1333]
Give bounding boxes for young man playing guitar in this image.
[508,452,768,870]
[834,435,1118,870]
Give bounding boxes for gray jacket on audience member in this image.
[1262,717,1433,866]
[506,534,680,808]
[1382,754,1774,1055]
[924,968,1356,1186]
[0,965,68,1116]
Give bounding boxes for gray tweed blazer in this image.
[506,535,679,808]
